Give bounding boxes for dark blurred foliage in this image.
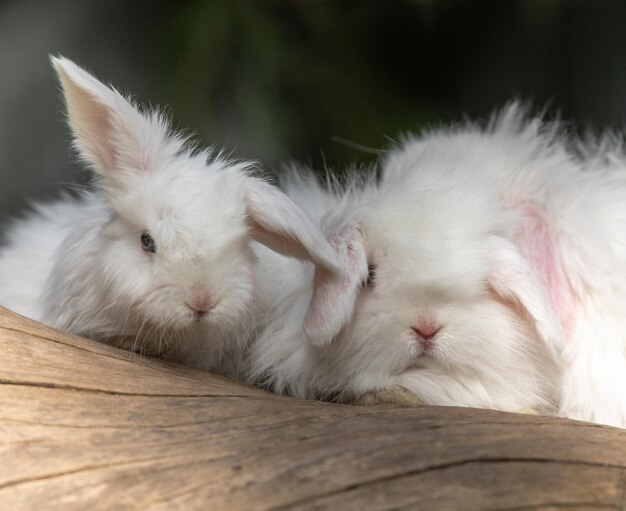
[149,0,626,170]
[155,0,451,170]
[2,0,626,215]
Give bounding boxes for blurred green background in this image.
[2,0,626,217]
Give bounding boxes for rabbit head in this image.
[48,57,339,349]
[300,134,566,408]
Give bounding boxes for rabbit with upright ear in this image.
[0,57,339,376]
[247,106,578,416]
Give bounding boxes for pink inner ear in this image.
[514,202,578,338]
[249,222,311,262]
[304,228,368,347]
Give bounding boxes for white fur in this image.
[248,104,626,425]
[0,57,339,377]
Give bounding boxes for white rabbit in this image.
[382,107,626,427]
[251,104,626,416]
[247,107,592,414]
[0,56,340,377]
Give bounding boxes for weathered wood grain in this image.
[1,306,626,510]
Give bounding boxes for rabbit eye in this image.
[140,231,156,254]
[366,264,376,287]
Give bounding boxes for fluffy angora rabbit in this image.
[0,57,339,376]
[380,108,626,428]
[250,105,626,426]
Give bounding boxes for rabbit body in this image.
[0,199,78,323]
[1,185,258,375]
[383,108,626,426]
[248,106,626,426]
[0,57,339,377]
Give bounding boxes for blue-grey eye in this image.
[140,231,156,253]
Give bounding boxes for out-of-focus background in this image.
[2,0,626,217]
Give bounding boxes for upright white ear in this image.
[51,56,171,190]
[245,178,342,274]
[488,235,566,358]
[303,226,368,347]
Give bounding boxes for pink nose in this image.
[412,324,440,340]
[190,307,208,318]
[186,292,213,317]
[411,322,442,351]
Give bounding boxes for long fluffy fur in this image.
[247,103,626,426]
[0,57,339,378]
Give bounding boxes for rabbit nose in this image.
[186,292,213,317]
[190,307,208,318]
[411,322,442,350]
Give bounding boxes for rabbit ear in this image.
[488,235,566,358]
[245,178,342,274]
[303,226,368,347]
[51,56,171,190]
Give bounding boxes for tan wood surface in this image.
[1,306,626,510]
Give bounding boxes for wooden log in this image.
[1,306,625,510]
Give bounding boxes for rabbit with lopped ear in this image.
[380,106,626,428]
[247,106,578,416]
[0,57,340,376]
